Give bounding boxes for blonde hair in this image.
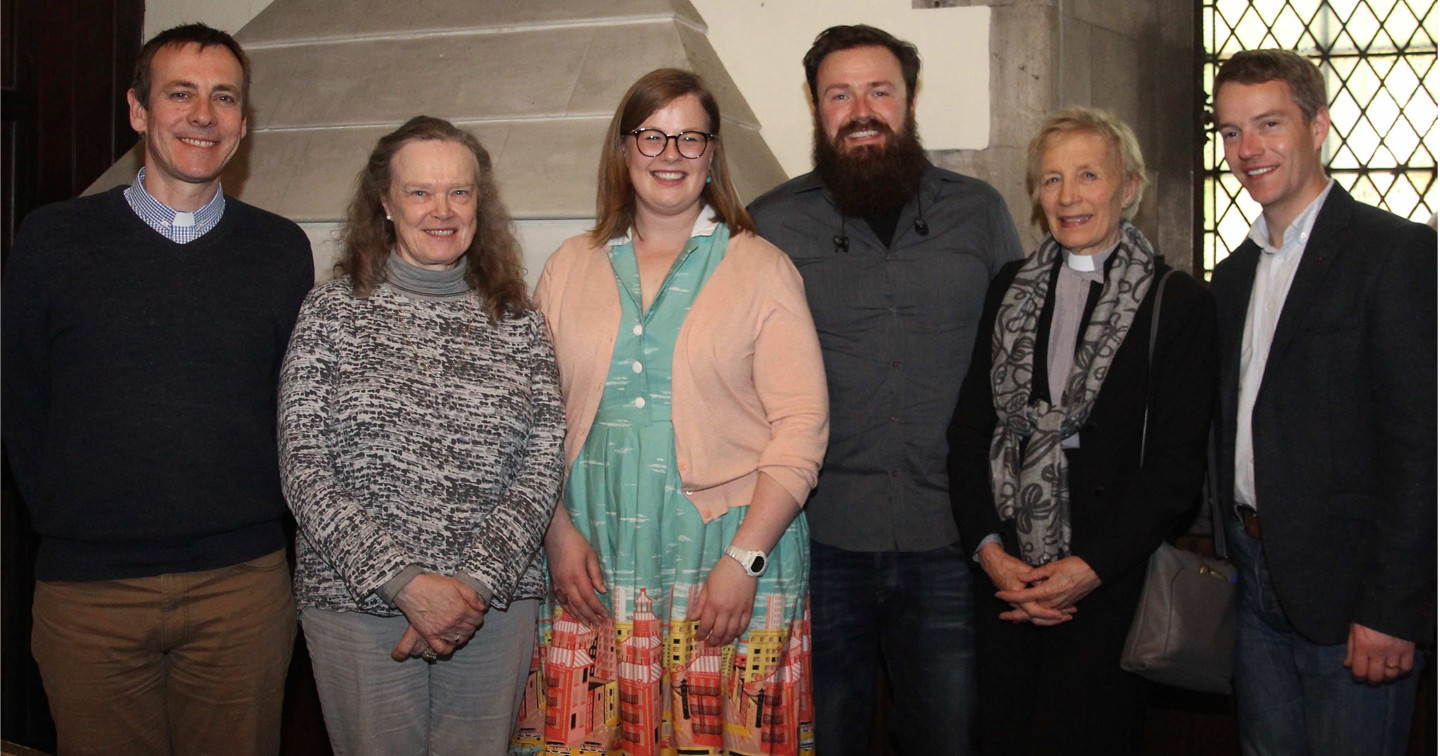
[1026,107,1149,225]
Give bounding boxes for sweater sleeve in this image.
[751,251,830,505]
[1,213,55,506]
[277,286,416,601]
[455,310,566,608]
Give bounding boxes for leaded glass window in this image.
[1201,0,1437,276]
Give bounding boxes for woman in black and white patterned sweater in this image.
[278,116,564,756]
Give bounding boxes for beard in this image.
[812,111,929,218]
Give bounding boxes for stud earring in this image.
[706,176,712,184]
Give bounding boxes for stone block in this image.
[237,0,700,44]
[248,28,595,129]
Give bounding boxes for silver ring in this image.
[421,649,439,663]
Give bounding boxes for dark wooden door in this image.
[1,0,143,749]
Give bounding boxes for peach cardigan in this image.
[534,229,829,522]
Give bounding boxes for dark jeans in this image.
[1227,514,1422,756]
[809,540,976,756]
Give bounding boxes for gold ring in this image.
[1385,663,1401,670]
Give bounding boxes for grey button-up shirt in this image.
[749,165,1023,551]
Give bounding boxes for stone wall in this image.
[924,0,1200,275]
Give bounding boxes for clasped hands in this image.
[978,543,1100,626]
[389,573,487,662]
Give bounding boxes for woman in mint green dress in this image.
[510,70,828,756]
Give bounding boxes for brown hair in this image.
[803,25,921,106]
[590,69,754,245]
[1025,107,1149,225]
[336,115,530,321]
[132,23,252,112]
[1215,49,1328,122]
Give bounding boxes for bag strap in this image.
[1208,424,1227,559]
[1138,269,1229,560]
[1139,268,1177,466]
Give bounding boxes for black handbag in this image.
[1118,269,1238,695]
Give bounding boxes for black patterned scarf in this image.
[987,220,1156,566]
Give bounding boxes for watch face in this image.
[750,555,766,574]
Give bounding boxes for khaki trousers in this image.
[32,549,296,756]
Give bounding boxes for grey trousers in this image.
[300,600,537,756]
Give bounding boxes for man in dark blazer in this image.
[1212,49,1436,755]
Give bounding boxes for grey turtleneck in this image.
[385,253,470,300]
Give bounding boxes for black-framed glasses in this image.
[628,129,715,159]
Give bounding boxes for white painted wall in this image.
[143,0,990,179]
[693,0,990,177]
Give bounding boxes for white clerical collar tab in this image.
[172,211,196,228]
[1065,251,1097,272]
[1064,241,1118,272]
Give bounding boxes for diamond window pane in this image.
[1365,91,1402,145]
[1384,5,1421,46]
[1344,3,1384,49]
[1270,4,1308,43]
[1384,171,1422,213]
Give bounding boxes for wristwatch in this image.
[724,545,768,577]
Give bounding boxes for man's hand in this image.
[392,573,486,656]
[1344,623,1416,685]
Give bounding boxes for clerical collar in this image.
[124,167,226,243]
[1064,241,1119,273]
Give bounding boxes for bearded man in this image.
[748,24,1023,756]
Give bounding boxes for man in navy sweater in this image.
[1,23,313,756]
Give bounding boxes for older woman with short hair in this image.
[947,107,1217,753]
[511,69,826,754]
[279,115,564,755]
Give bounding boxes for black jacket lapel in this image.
[1260,186,1355,392]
